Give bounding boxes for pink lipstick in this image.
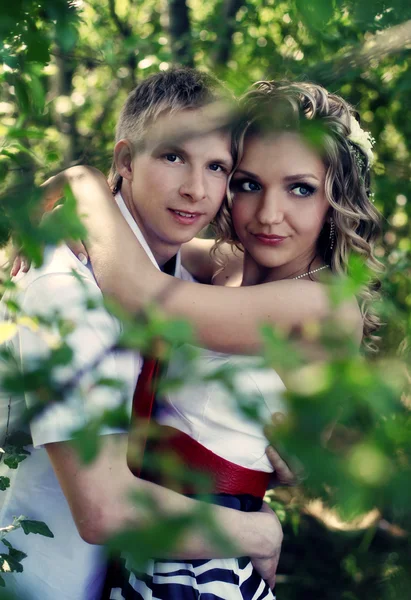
[253,234,287,246]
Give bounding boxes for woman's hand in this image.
[64,238,89,265]
[10,252,29,277]
[9,166,105,279]
[10,201,90,278]
[10,238,88,277]
[265,412,306,487]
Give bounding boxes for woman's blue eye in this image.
[290,183,316,197]
[232,179,261,192]
[244,181,261,192]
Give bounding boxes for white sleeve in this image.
[17,272,129,447]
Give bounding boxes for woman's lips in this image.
[253,234,287,245]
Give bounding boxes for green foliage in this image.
[0,539,27,579]
[20,519,54,538]
[0,477,10,491]
[106,496,234,571]
[1,1,411,598]
[1,431,31,470]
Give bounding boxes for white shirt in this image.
[0,193,192,600]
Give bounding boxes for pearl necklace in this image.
[293,265,329,280]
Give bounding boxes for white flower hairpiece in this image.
[348,115,375,165]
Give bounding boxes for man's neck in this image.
[119,187,181,268]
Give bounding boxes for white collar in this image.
[114,192,182,276]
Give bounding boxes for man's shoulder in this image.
[16,245,96,290]
[4,245,102,320]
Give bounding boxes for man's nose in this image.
[256,192,284,225]
[179,168,206,203]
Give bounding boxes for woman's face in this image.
[230,132,330,278]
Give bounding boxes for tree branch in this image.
[311,19,411,85]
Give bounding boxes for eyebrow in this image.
[153,142,233,169]
[283,173,320,182]
[234,169,321,182]
[152,141,182,154]
[234,168,260,180]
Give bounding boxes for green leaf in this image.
[2,540,27,563]
[20,519,54,538]
[106,513,198,571]
[295,0,335,30]
[13,78,30,115]
[95,377,125,390]
[6,128,45,140]
[86,298,98,310]
[25,33,50,64]
[55,22,78,53]
[71,422,101,464]
[48,343,73,367]
[27,72,46,115]
[158,319,194,345]
[6,431,31,448]
[38,187,87,245]
[100,404,129,429]
[3,454,28,469]
[4,299,20,313]
[0,477,10,491]
[8,547,27,562]
[0,553,23,573]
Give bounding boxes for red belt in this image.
[140,425,271,499]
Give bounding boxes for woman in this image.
[60,81,380,353]
[15,81,381,599]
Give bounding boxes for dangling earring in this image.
[329,217,335,251]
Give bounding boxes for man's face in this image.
[126,109,233,265]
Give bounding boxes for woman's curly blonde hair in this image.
[211,80,383,350]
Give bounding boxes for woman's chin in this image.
[247,251,290,272]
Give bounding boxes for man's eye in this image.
[290,183,316,197]
[164,154,182,163]
[209,164,225,173]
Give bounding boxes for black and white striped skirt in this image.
[106,495,276,600]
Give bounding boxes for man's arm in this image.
[47,434,282,560]
[17,268,282,563]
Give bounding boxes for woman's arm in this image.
[181,238,217,283]
[49,166,363,354]
[181,238,244,285]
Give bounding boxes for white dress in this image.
[109,345,287,600]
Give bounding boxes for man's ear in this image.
[114,139,134,182]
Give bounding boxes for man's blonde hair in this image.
[108,67,230,193]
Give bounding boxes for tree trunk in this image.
[213,0,244,67]
[168,0,193,66]
[54,47,80,165]
[108,0,137,87]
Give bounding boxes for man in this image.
[0,68,283,600]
